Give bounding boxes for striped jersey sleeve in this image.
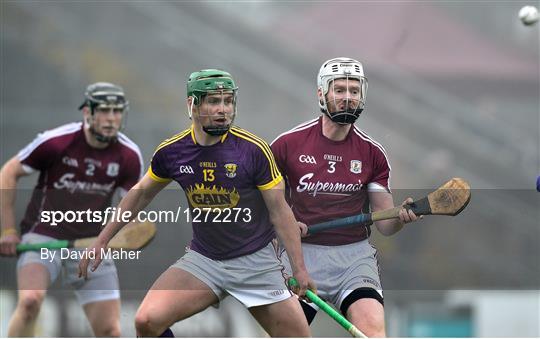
[17,122,81,173]
[353,127,391,193]
[230,127,282,190]
[117,133,144,192]
[148,130,190,182]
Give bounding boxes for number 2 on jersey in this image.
[86,163,95,176]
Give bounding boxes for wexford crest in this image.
[224,163,238,178]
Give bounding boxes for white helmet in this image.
[317,57,368,124]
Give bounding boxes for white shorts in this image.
[17,232,120,305]
[171,240,292,308]
[280,240,383,310]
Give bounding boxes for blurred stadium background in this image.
[1,1,539,337]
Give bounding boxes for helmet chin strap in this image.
[201,113,236,136]
[202,125,231,136]
[89,125,117,143]
[323,107,363,125]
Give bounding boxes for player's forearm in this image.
[0,164,19,233]
[374,218,404,236]
[0,195,17,234]
[369,191,404,236]
[271,212,308,274]
[261,183,308,274]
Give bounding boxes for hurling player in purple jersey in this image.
[0,82,143,337]
[79,69,315,337]
[271,58,421,337]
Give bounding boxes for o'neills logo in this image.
[53,173,115,195]
[296,173,362,197]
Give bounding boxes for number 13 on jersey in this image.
[203,169,215,182]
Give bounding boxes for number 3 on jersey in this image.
[203,169,215,182]
[327,161,336,173]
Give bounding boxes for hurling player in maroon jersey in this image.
[0,82,143,337]
[272,57,420,337]
[79,69,315,337]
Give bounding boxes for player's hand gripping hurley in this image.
[308,178,470,234]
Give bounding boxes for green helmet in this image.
[187,69,238,105]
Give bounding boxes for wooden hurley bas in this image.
[308,178,471,235]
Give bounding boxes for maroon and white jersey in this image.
[17,122,143,240]
[271,116,391,246]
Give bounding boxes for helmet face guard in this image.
[187,69,238,136]
[317,57,368,125]
[79,82,128,143]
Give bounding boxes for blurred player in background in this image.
[271,57,420,337]
[79,69,315,337]
[0,82,143,337]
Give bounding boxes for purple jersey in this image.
[17,122,143,240]
[149,126,282,260]
[271,117,391,246]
